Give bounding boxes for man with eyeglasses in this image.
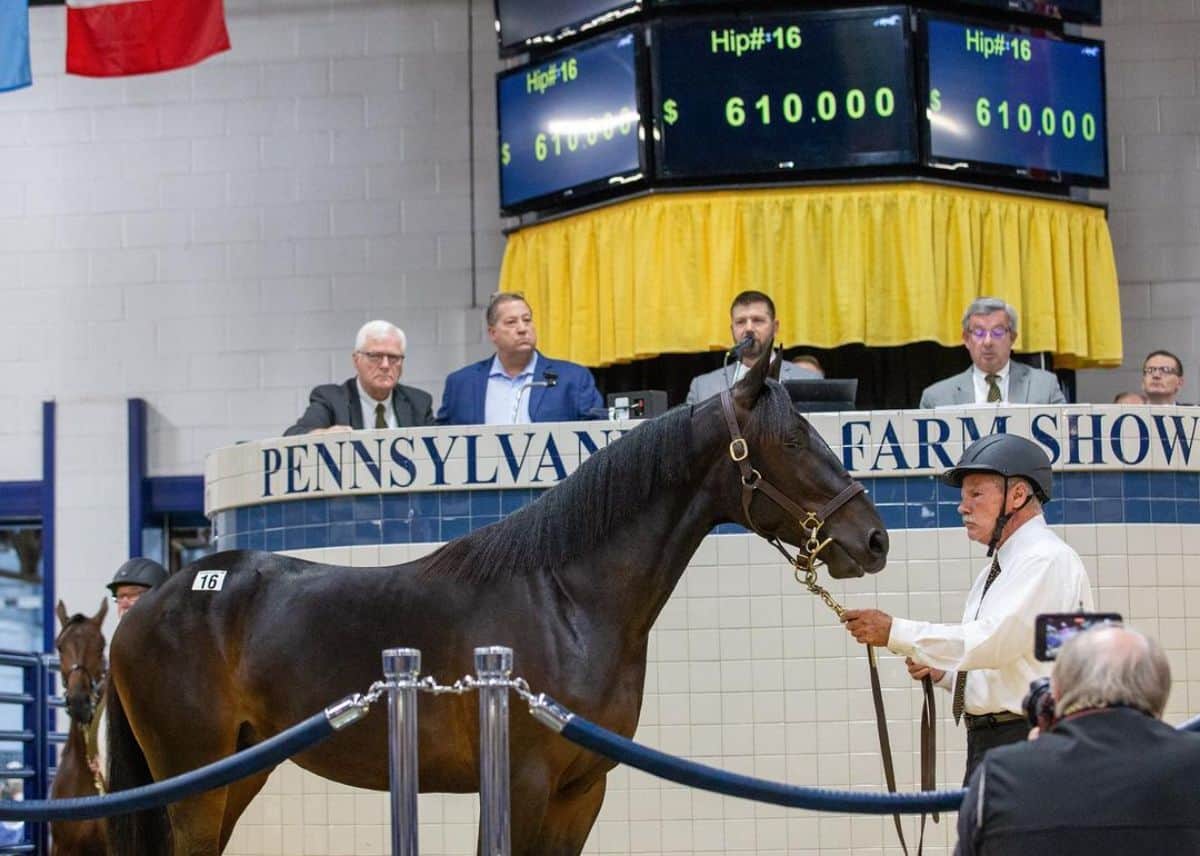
[437,292,603,425]
[1140,350,1186,405]
[283,319,434,435]
[919,297,1066,408]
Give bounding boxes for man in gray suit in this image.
[919,297,1066,409]
[685,290,820,405]
[284,319,434,435]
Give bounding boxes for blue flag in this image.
[0,0,31,93]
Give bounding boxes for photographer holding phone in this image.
[956,625,1200,855]
[842,434,1094,783]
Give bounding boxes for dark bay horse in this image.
[107,349,889,855]
[50,600,107,856]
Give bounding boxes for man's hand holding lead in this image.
[841,608,893,647]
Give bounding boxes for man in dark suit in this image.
[919,297,1066,408]
[284,320,433,436]
[437,292,603,425]
[956,625,1200,855]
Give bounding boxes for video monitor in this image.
[497,29,646,215]
[649,7,918,183]
[784,379,859,412]
[920,13,1108,187]
[495,0,641,55]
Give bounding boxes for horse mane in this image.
[422,405,696,583]
[421,380,797,584]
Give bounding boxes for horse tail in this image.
[105,677,172,855]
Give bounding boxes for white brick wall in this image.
[1076,2,1200,402]
[0,0,501,614]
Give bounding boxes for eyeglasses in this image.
[113,593,142,605]
[357,351,405,366]
[1143,365,1180,377]
[968,327,1011,341]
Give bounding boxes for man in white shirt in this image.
[918,298,1066,408]
[841,433,1093,783]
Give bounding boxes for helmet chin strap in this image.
[986,475,1035,557]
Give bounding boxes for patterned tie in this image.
[953,556,1003,724]
[985,373,1002,402]
[374,403,387,429]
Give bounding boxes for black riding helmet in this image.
[940,433,1052,502]
[106,557,168,596]
[941,434,1053,556]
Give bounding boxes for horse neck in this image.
[559,423,733,636]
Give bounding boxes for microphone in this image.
[728,333,756,361]
[512,369,559,422]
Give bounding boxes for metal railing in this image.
[0,651,61,855]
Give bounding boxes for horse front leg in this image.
[531,775,607,856]
[501,760,607,856]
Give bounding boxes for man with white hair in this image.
[284,320,433,435]
[955,625,1200,854]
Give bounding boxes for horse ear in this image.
[94,598,108,625]
[732,337,775,407]
[55,600,68,628]
[767,346,783,381]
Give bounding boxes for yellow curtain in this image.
[499,182,1121,369]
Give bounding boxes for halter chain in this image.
[717,388,863,618]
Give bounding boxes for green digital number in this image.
[974,98,1098,145]
[772,25,802,49]
[535,133,547,161]
[816,90,836,121]
[782,92,802,122]
[726,96,746,127]
[1081,113,1096,141]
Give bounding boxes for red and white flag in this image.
[66,0,230,77]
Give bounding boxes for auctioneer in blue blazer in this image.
[436,293,604,425]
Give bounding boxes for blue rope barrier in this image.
[546,701,1200,816]
[556,712,966,814]
[0,694,369,822]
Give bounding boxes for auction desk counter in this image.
[205,404,1200,551]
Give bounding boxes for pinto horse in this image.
[50,600,108,856]
[106,348,889,855]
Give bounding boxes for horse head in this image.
[701,343,888,579]
[54,600,107,726]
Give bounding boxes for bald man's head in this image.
[1052,626,1171,718]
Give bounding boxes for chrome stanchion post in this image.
[383,648,422,856]
[474,646,512,856]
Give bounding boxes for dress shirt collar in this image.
[357,379,394,429]
[356,378,389,406]
[996,513,1048,568]
[489,352,537,380]
[972,360,1011,384]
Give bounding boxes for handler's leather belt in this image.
[964,711,1025,731]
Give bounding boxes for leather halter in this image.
[718,387,864,589]
[718,386,937,854]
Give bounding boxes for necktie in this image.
[953,556,1002,724]
[985,373,1002,402]
[374,403,387,429]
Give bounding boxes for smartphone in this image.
[1034,612,1123,661]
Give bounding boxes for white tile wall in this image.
[0,0,501,495]
[211,523,1198,856]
